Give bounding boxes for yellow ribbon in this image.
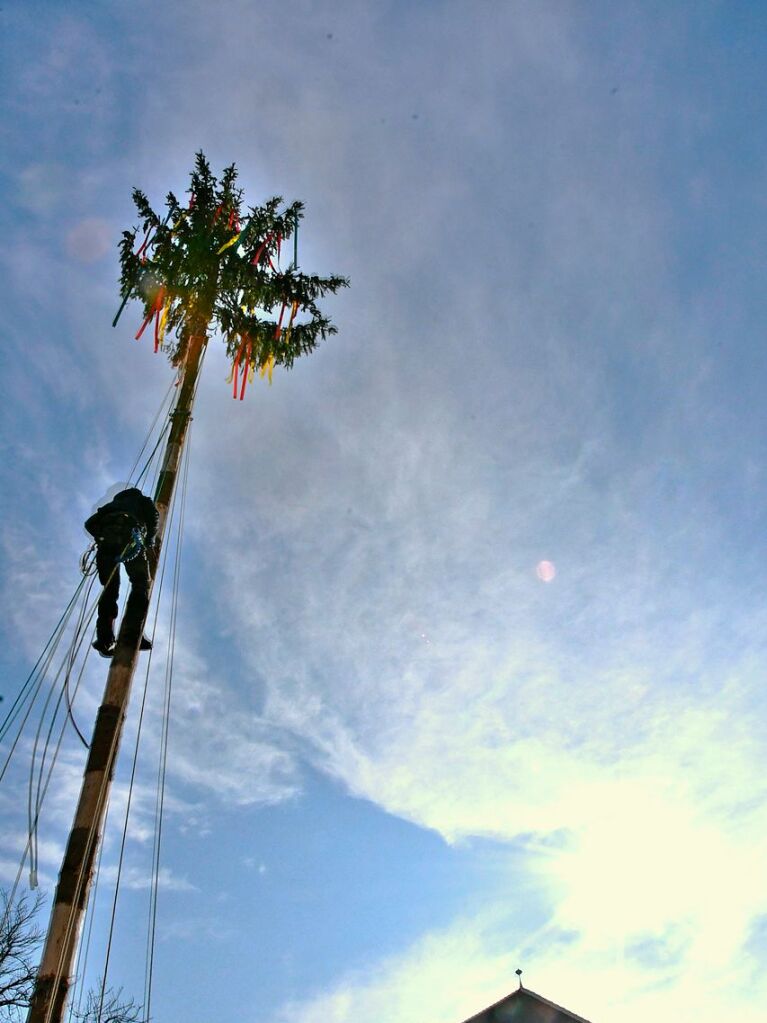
[157,299,170,347]
[217,232,241,255]
[283,300,299,346]
[259,354,275,385]
[170,210,188,235]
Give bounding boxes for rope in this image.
[99,349,202,1022]
[127,378,175,488]
[0,576,89,760]
[40,673,132,1023]
[145,413,192,1022]
[133,418,173,492]
[68,793,110,1023]
[62,573,98,749]
[0,587,107,934]
[3,344,209,1022]
[28,554,129,887]
[1,567,104,894]
[1,538,113,774]
[95,469,180,1021]
[66,347,207,1023]
[39,514,157,1023]
[0,554,125,938]
[1,359,197,996]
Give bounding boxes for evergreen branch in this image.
[116,153,349,370]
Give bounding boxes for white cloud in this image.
[148,6,767,1004]
[270,891,767,1023]
[97,863,196,893]
[269,915,508,1023]
[198,325,767,1020]
[5,2,767,1020]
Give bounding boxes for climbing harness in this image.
[119,526,147,564]
[79,543,97,577]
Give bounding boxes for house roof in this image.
[459,986,593,1023]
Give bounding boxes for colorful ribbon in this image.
[283,300,299,345]
[217,232,241,255]
[236,218,254,249]
[251,232,281,270]
[156,298,170,350]
[273,299,287,340]
[152,288,168,351]
[259,354,275,385]
[135,227,153,264]
[135,286,166,343]
[231,335,247,398]
[230,335,256,400]
[239,338,253,400]
[251,233,273,266]
[170,210,188,234]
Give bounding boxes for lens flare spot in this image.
[536,560,556,583]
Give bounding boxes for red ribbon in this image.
[152,287,167,352]
[135,286,165,343]
[135,313,152,340]
[239,339,253,400]
[232,335,248,399]
[135,227,152,264]
[251,232,274,266]
[274,298,287,340]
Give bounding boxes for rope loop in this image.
[80,544,97,577]
[118,527,147,564]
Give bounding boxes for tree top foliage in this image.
[117,151,349,377]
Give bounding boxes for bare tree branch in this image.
[0,890,44,1022]
[1,892,143,1023]
[72,988,142,1023]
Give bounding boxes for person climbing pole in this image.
[84,486,159,657]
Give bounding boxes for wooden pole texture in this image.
[27,333,207,1023]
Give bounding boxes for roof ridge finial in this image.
[515,968,523,990]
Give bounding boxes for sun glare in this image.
[536,560,556,582]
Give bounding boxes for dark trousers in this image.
[95,544,150,644]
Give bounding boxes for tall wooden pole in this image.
[27,332,207,1023]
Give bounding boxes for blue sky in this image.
[2,2,767,1021]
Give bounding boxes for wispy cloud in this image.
[173,3,767,1006]
[270,894,767,1023]
[4,1,767,1020]
[97,863,196,893]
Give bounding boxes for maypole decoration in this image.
[114,154,347,398]
[26,153,348,1023]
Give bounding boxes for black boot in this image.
[92,637,115,658]
[93,614,116,658]
[123,633,153,651]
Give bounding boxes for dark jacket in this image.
[85,488,159,544]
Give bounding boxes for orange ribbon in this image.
[231,336,247,399]
[135,286,166,343]
[251,233,273,266]
[239,339,253,400]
